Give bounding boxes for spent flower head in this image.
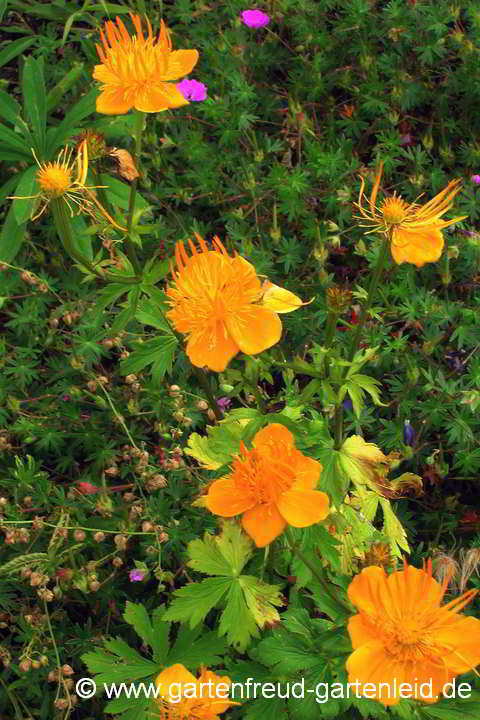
[355,162,467,267]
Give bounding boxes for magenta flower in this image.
[129,569,146,582]
[176,78,207,102]
[471,174,480,185]
[241,9,270,28]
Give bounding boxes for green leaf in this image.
[12,166,38,225]
[91,282,130,314]
[185,420,246,470]
[143,257,170,284]
[123,602,154,649]
[150,606,170,664]
[218,580,259,651]
[0,89,21,125]
[378,497,410,557]
[316,443,350,506]
[163,577,231,627]
[166,626,227,669]
[104,696,149,715]
[81,644,158,685]
[254,628,319,673]
[244,697,287,720]
[111,286,140,334]
[0,37,36,70]
[46,87,97,153]
[135,297,172,333]
[22,56,46,155]
[0,122,33,157]
[46,63,85,113]
[100,173,150,212]
[120,336,178,384]
[0,204,27,263]
[188,523,254,577]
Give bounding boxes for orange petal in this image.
[242,503,286,547]
[134,83,189,113]
[435,614,480,673]
[347,565,388,616]
[390,226,444,267]
[186,324,239,372]
[96,88,133,115]
[291,455,323,490]
[261,281,303,314]
[346,640,406,706]
[225,305,282,355]
[205,478,256,517]
[162,49,200,81]
[276,489,329,527]
[347,613,378,649]
[252,423,294,451]
[155,663,197,700]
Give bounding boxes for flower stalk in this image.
[124,110,144,278]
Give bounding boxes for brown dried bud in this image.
[19,659,31,673]
[105,466,118,476]
[30,572,45,587]
[142,521,154,533]
[23,496,33,507]
[49,317,59,328]
[112,557,124,568]
[40,655,49,666]
[93,531,105,542]
[158,532,169,544]
[89,580,100,592]
[48,670,59,682]
[62,664,74,676]
[87,380,97,392]
[37,589,54,602]
[63,678,74,690]
[31,659,41,670]
[196,400,209,411]
[32,515,44,530]
[74,529,86,542]
[123,492,136,502]
[54,699,69,710]
[146,474,168,491]
[125,374,137,384]
[97,375,109,385]
[38,283,48,293]
[207,409,216,421]
[114,534,128,551]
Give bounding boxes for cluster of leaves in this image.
[1,0,480,719]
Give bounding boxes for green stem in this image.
[323,310,339,377]
[284,527,351,613]
[333,236,390,449]
[192,367,223,421]
[125,110,145,278]
[246,381,267,413]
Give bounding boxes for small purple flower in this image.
[403,420,415,446]
[129,569,146,582]
[216,396,231,414]
[176,78,207,102]
[471,174,480,185]
[61,394,71,402]
[241,9,270,28]
[400,133,413,146]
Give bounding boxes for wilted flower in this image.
[93,13,199,114]
[241,9,270,28]
[355,162,467,267]
[10,142,125,229]
[346,560,480,705]
[205,423,329,547]
[176,78,207,102]
[129,569,146,582]
[166,234,304,372]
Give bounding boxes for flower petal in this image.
[242,503,286,547]
[205,478,256,517]
[162,49,200,81]
[347,565,388,616]
[347,613,378,649]
[134,83,189,113]
[391,226,444,267]
[261,281,303,314]
[252,423,294,451]
[96,88,133,115]
[276,489,329,527]
[434,614,480,673]
[155,663,197,700]
[225,305,282,355]
[346,640,408,706]
[291,455,323,490]
[186,324,239,372]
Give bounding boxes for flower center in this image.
[381,196,409,225]
[38,164,72,197]
[380,616,436,663]
[233,445,296,505]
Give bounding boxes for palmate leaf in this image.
[123,602,154,649]
[162,577,232,627]
[120,335,178,384]
[188,522,253,577]
[166,626,227,669]
[185,420,246,470]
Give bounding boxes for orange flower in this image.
[153,663,236,720]
[93,14,199,114]
[346,560,480,706]
[355,162,467,267]
[166,234,304,372]
[205,423,329,547]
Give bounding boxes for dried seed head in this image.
[146,474,168,491]
[74,529,86,542]
[112,557,124,568]
[19,659,32,673]
[196,400,209,411]
[114,534,128,550]
[93,531,105,542]
[62,664,74,676]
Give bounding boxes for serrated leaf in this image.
[316,444,350,506]
[135,297,172,333]
[166,627,227,669]
[123,602,154,649]
[187,535,237,577]
[120,336,178,382]
[244,696,287,720]
[239,575,284,628]
[104,695,150,715]
[185,420,245,469]
[81,646,157,685]
[150,606,170,664]
[379,497,410,557]
[191,522,253,577]
[219,580,259,651]
[162,577,231,627]
[254,629,319,673]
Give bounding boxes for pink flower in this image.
[176,78,207,102]
[129,569,146,582]
[471,174,480,185]
[76,481,99,495]
[241,9,270,28]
